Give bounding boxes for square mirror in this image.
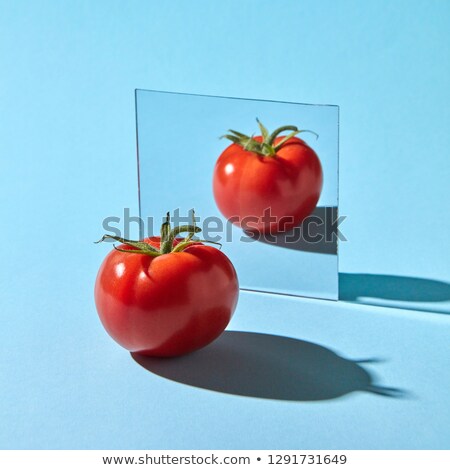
[136,90,339,300]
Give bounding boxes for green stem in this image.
[95,211,219,257]
[266,125,299,146]
[222,120,316,157]
[160,213,173,254]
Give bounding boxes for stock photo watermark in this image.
[101,208,347,246]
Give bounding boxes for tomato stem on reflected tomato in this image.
[221,118,319,157]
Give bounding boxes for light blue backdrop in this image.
[1,0,449,449]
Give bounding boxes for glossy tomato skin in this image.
[94,238,239,357]
[213,136,323,233]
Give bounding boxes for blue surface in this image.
[136,90,339,300]
[1,0,449,449]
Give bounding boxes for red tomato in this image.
[94,217,239,357]
[213,121,323,234]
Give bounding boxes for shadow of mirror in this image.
[244,207,338,255]
[340,273,450,315]
[132,331,402,401]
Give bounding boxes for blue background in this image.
[1,0,449,449]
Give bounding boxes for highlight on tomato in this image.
[94,211,239,357]
[213,119,323,234]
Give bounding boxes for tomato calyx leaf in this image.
[221,119,318,157]
[95,210,221,257]
[95,234,161,257]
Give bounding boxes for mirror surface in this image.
[136,90,339,300]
